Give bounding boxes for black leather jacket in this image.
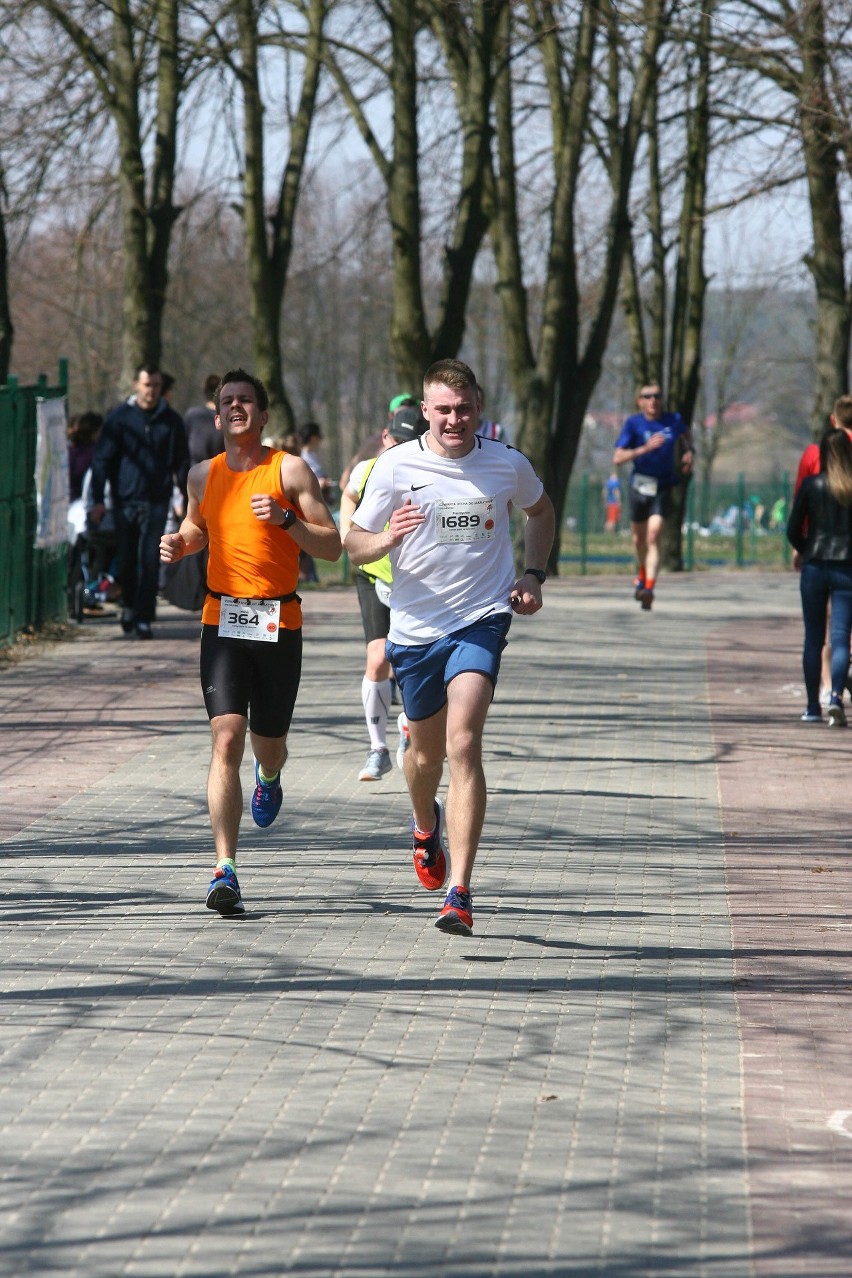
[787,472,852,562]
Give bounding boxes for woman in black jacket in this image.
[787,427,852,726]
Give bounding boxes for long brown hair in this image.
[820,427,852,507]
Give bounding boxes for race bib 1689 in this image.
[434,497,497,544]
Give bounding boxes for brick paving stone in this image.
[0,573,843,1276]
[706,608,852,1278]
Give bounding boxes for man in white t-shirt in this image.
[344,359,554,938]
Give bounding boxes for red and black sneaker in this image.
[435,885,473,937]
[412,798,447,891]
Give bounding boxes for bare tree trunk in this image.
[491,0,662,568]
[386,0,431,388]
[33,0,185,392]
[146,0,182,368]
[800,0,850,435]
[661,0,711,571]
[0,162,13,382]
[428,0,502,362]
[327,0,499,392]
[112,5,152,387]
[725,0,851,436]
[234,0,325,436]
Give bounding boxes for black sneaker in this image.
[638,587,654,611]
[135,621,153,640]
[120,607,135,634]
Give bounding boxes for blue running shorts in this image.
[386,613,511,722]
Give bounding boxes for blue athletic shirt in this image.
[615,411,689,488]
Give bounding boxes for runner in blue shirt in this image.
[613,383,693,610]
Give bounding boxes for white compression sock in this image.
[362,676,392,750]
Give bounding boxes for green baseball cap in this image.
[388,392,416,413]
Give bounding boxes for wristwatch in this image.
[280,507,298,530]
[524,567,547,585]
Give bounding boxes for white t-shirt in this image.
[354,434,544,644]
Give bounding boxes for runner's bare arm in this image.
[160,463,210,562]
[613,433,666,465]
[345,498,425,565]
[509,491,555,615]
[252,453,342,562]
[338,484,359,542]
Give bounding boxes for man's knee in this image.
[211,716,247,767]
[446,719,485,772]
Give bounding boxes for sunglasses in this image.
[640,392,662,399]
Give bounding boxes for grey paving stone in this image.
[1,575,800,1276]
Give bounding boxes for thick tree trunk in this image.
[800,0,850,435]
[236,0,288,433]
[0,169,13,383]
[235,0,325,436]
[387,0,431,389]
[661,2,711,572]
[146,0,182,369]
[112,7,151,390]
[492,0,662,573]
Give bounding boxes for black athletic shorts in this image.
[628,479,673,524]
[354,570,391,644]
[200,624,303,738]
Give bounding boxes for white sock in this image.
[362,676,392,750]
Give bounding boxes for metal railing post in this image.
[580,473,588,575]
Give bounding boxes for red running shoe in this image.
[412,798,447,891]
[435,885,473,937]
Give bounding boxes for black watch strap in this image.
[524,567,546,584]
[281,507,297,529]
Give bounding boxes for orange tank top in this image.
[200,450,302,630]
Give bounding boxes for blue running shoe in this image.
[251,761,282,828]
[206,864,245,915]
[435,885,473,937]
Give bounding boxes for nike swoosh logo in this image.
[410,483,432,491]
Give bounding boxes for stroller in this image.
[66,473,119,623]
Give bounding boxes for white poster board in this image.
[35,396,69,548]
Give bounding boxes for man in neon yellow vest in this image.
[340,405,427,779]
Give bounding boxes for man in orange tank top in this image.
[160,369,341,915]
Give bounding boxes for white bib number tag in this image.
[218,596,281,642]
[632,474,658,498]
[435,497,496,543]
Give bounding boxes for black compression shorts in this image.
[628,482,673,523]
[354,570,391,644]
[200,624,303,738]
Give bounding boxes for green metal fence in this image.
[561,471,793,574]
[0,362,70,647]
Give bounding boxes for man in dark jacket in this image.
[90,365,189,638]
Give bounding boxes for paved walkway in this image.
[1,572,851,1276]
